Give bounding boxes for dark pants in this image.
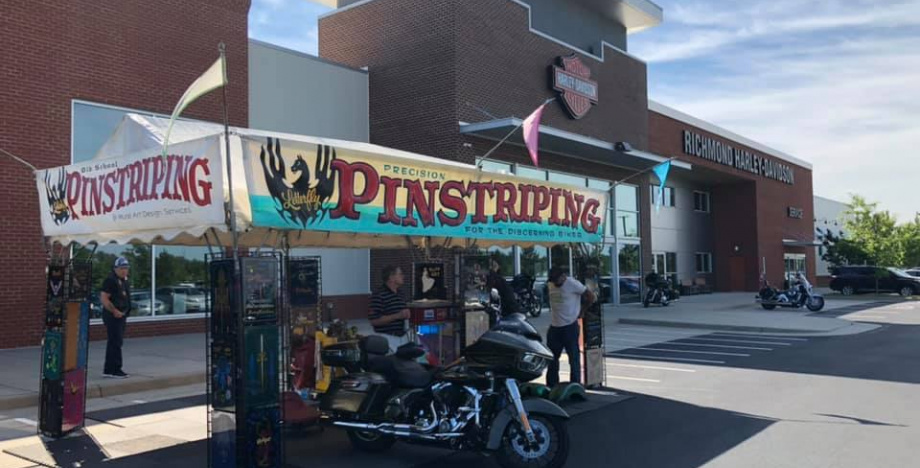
[546,322,580,387]
[103,314,126,374]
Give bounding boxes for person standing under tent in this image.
[100,257,132,379]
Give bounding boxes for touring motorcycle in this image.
[318,312,569,468]
[757,277,825,312]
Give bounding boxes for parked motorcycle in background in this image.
[757,273,825,312]
[643,272,672,307]
[512,273,542,318]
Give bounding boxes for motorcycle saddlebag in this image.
[319,373,391,416]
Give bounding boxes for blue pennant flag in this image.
[652,160,671,213]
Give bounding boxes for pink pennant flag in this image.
[522,103,547,167]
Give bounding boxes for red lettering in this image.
[402,180,439,227]
[66,172,82,220]
[549,188,564,225]
[492,182,521,223]
[437,181,468,227]
[518,184,534,222]
[377,177,402,225]
[141,157,154,201]
[174,156,192,202]
[330,160,380,220]
[127,163,143,206]
[469,182,495,224]
[189,158,212,207]
[102,172,117,214]
[87,176,103,216]
[563,191,584,228]
[531,186,550,223]
[151,157,165,201]
[581,198,602,234]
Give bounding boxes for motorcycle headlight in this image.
[518,352,548,373]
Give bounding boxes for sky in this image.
[249,0,920,222]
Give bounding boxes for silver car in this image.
[130,291,166,316]
[157,286,208,313]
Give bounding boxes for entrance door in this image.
[729,257,746,291]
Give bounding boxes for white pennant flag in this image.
[162,55,227,156]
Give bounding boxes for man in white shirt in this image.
[546,267,596,387]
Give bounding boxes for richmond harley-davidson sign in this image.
[243,137,608,244]
[551,55,599,119]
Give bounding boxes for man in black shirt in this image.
[101,257,131,378]
[487,258,520,317]
[369,265,411,353]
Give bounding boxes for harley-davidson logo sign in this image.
[551,55,599,119]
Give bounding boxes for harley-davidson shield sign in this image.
[551,55,599,120]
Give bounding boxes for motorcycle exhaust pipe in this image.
[333,422,462,440]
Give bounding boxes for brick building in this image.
[1,0,818,348]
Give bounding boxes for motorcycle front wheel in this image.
[528,298,542,317]
[806,296,825,312]
[496,414,570,468]
[346,429,396,453]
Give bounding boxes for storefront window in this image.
[615,184,640,238]
[154,246,210,315]
[618,243,642,304]
[478,160,512,174]
[516,166,547,181]
[550,245,572,273]
[488,247,514,278]
[548,171,586,187]
[73,245,153,319]
[521,247,549,279]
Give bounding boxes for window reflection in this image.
[155,246,210,314]
[521,246,548,279]
[618,244,642,304]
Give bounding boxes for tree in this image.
[821,230,868,267]
[844,195,903,267]
[902,215,920,268]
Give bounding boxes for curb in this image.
[0,372,204,412]
[617,318,827,335]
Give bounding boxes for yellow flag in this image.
[162,56,227,156]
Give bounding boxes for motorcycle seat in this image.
[366,354,433,389]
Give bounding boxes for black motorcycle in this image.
[511,274,542,318]
[643,278,673,308]
[319,313,570,468]
[757,278,825,312]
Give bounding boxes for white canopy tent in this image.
[37,114,610,250]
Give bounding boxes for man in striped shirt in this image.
[369,265,411,353]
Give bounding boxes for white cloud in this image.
[635,0,920,221]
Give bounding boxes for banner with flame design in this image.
[242,137,608,244]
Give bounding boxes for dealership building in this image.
[0,0,819,349]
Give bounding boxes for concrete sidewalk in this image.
[0,333,204,411]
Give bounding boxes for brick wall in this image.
[0,0,251,349]
[649,111,816,290]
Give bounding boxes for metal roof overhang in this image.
[460,118,691,172]
[783,239,824,247]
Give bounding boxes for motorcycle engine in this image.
[432,383,476,433]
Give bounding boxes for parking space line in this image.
[611,338,772,351]
[632,347,750,357]
[710,332,808,342]
[607,375,661,383]
[610,332,793,346]
[606,362,696,372]
[13,418,37,426]
[607,353,725,364]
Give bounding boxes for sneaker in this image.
[104,371,129,379]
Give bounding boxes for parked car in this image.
[130,291,166,316]
[156,286,208,313]
[829,266,920,296]
[906,268,920,278]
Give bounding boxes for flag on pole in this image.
[522,102,548,167]
[162,55,228,156]
[652,160,672,213]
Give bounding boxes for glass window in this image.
[694,191,711,213]
[478,160,512,174]
[615,211,639,238]
[73,245,154,319]
[516,166,547,181]
[651,186,675,207]
[487,246,514,278]
[587,179,609,191]
[155,246,210,314]
[548,171,586,187]
[550,245,571,273]
[521,246,549,279]
[695,253,713,273]
[618,244,642,304]
[615,184,638,211]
